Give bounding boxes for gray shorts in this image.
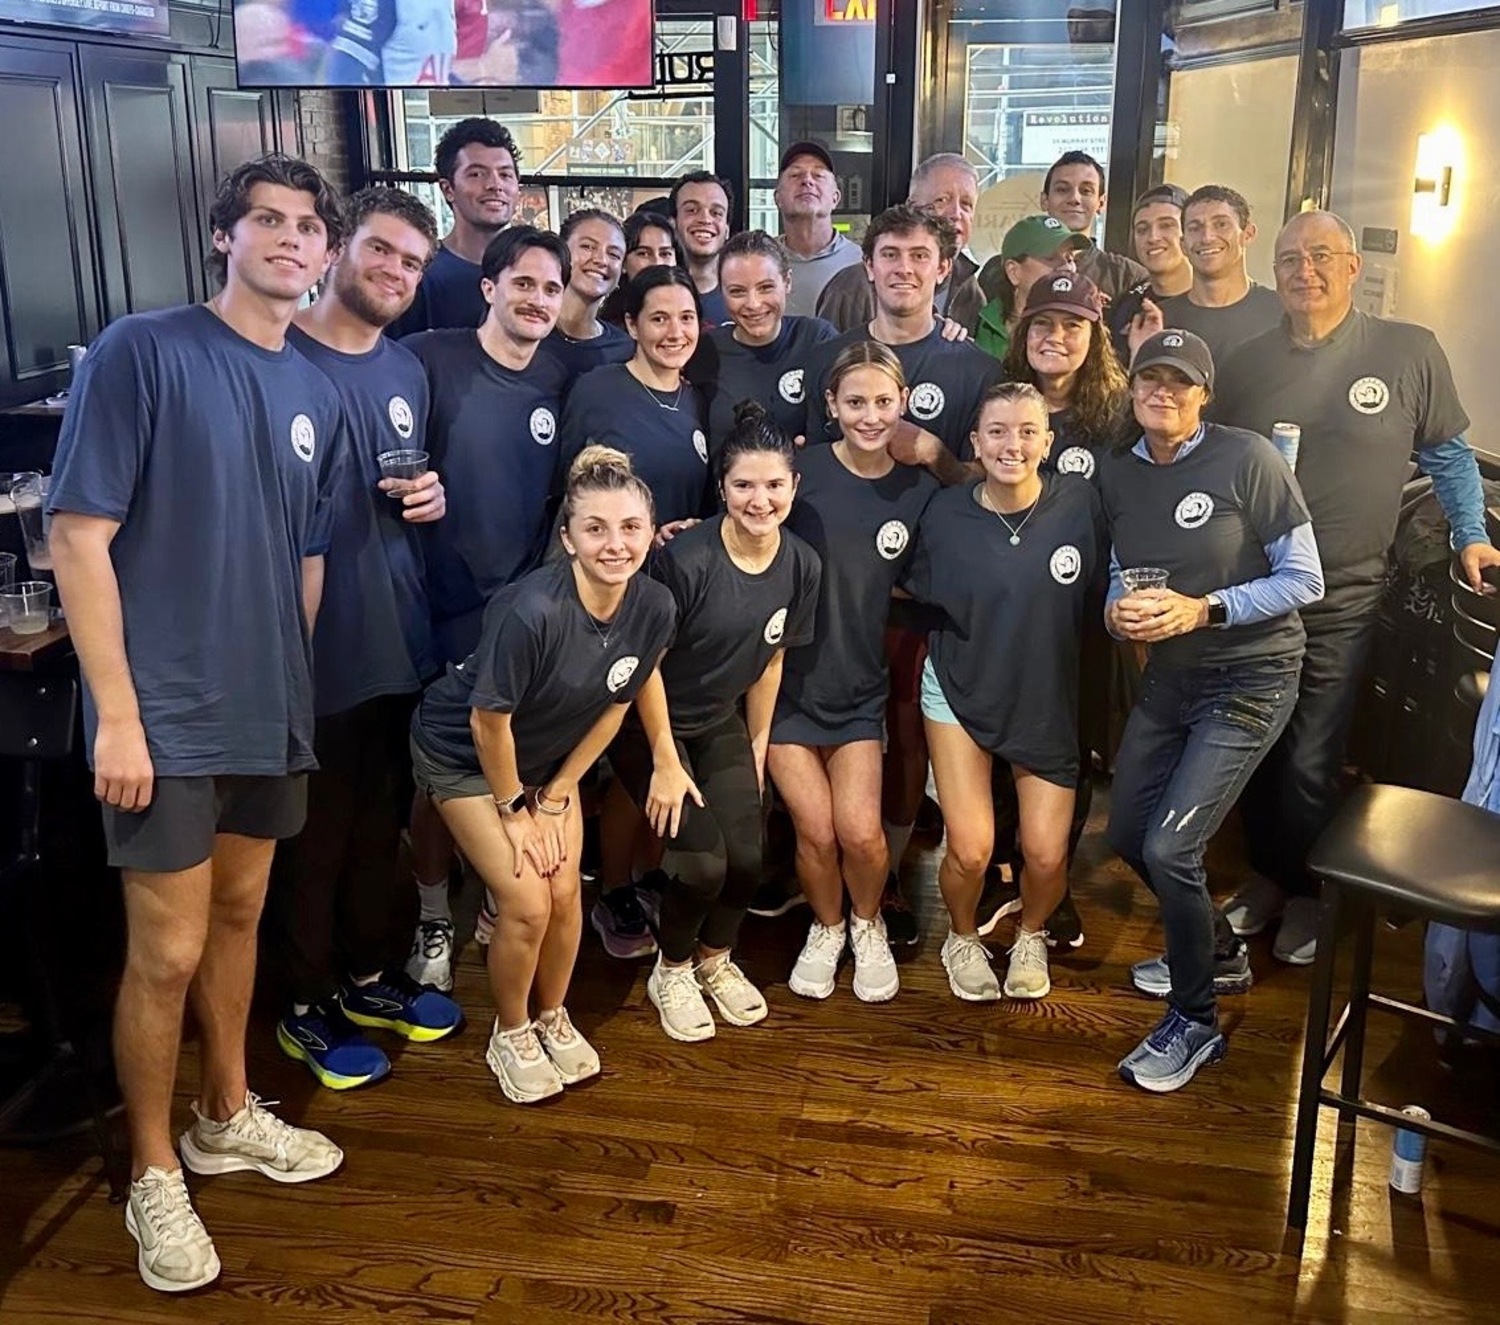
[102,774,307,874]
[410,734,491,802]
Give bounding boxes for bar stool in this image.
[0,672,126,1198]
[1287,783,1500,1230]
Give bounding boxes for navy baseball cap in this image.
[1131,329,1214,390]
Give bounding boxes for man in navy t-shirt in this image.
[269,187,463,1096]
[47,155,347,1294]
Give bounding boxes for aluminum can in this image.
[1389,1105,1431,1194]
[1271,422,1301,473]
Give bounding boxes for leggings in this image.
[608,713,765,962]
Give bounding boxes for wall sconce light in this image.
[1412,129,1460,240]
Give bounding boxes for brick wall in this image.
[296,90,355,194]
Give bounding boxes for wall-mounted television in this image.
[0,0,168,37]
[232,0,655,90]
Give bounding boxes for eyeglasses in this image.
[1274,249,1356,275]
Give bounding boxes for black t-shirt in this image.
[413,558,677,785]
[1155,284,1283,368]
[404,329,570,661]
[48,305,345,776]
[287,326,439,716]
[1097,424,1310,669]
[1214,309,1470,590]
[690,315,839,448]
[651,515,822,737]
[906,475,1105,785]
[559,363,713,526]
[542,321,635,390]
[1040,407,1123,484]
[389,247,486,339]
[803,323,1003,458]
[777,443,939,729]
[1107,278,1155,364]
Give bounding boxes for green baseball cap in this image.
[1000,214,1092,262]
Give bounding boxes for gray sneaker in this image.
[1130,944,1253,998]
[125,1166,221,1293]
[1002,927,1051,1000]
[179,1093,343,1183]
[1119,1008,1226,1093]
[940,930,1000,1001]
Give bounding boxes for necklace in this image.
[583,609,615,649]
[979,485,1040,546]
[635,374,683,412]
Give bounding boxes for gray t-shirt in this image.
[782,232,864,319]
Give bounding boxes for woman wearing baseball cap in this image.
[1096,329,1324,1093]
[975,215,1091,360]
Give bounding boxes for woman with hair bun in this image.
[409,446,681,1104]
[609,400,822,1041]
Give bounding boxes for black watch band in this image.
[1206,595,1228,627]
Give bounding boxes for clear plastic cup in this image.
[1120,566,1170,594]
[377,449,429,499]
[0,551,14,628]
[11,472,51,573]
[2,580,52,635]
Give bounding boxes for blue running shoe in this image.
[339,971,463,1043]
[277,1003,390,1091]
[1119,1007,1226,1093]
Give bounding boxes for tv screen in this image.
[232,0,656,89]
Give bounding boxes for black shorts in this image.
[102,774,308,874]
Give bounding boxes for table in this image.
[0,620,71,672]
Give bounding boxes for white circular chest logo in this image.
[777,369,805,404]
[387,395,414,439]
[876,520,910,560]
[1348,376,1390,415]
[1175,491,1214,529]
[290,413,316,463]
[606,655,640,694]
[692,429,708,463]
[763,607,788,645]
[530,407,556,445]
[1055,446,1095,479]
[1049,544,1082,585]
[909,382,945,422]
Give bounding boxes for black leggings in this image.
[608,713,764,962]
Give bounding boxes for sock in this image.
[884,819,914,874]
[417,876,452,923]
[350,971,380,987]
[292,1002,311,1017]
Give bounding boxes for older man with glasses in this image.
[1209,208,1500,966]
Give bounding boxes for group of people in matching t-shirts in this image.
[396,198,1324,1104]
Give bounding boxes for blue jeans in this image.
[1107,656,1302,1020]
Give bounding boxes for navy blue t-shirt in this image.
[404,329,570,662]
[698,284,730,329]
[287,325,439,716]
[691,315,839,448]
[388,246,487,339]
[559,363,713,526]
[48,305,345,776]
[542,321,635,389]
[413,559,678,786]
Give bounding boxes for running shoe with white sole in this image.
[698,953,768,1026]
[534,1007,601,1083]
[125,1166,221,1293]
[1223,874,1285,939]
[590,884,658,959]
[1119,1008,1226,1093]
[485,1019,563,1103]
[1003,927,1052,1000]
[405,917,455,991]
[179,1093,343,1183]
[940,930,1000,1001]
[647,959,717,1041]
[789,920,846,999]
[849,912,899,1003]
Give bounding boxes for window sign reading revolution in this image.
[0,0,169,37]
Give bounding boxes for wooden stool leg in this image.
[1338,895,1375,1123]
[1288,882,1345,1231]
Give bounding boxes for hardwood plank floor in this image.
[4,796,1497,1324]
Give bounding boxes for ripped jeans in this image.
[1107,656,1302,1020]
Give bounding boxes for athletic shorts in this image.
[102,774,307,874]
[883,625,928,706]
[409,735,491,803]
[919,655,959,727]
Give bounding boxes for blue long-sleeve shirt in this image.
[1418,433,1489,551]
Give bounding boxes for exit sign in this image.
[824,0,874,19]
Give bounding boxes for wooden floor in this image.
[4,800,1498,1324]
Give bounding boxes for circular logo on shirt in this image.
[909,382,945,422]
[1175,491,1215,529]
[387,395,414,440]
[778,369,805,404]
[764,607,788,645]
[1050,544,1082,586]
[1055,446,1095,480]
[1348,375,1390,415]
[692,430,708,463]
[606,655,640,694]
[530,407,556,446]
[289,414,316,463]
[876,520,910,560]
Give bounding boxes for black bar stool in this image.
[1287,783,1500,1230]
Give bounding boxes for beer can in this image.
[1389,1105,1431,1194]
[1271,422,1301,473]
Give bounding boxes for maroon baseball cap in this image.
[1022,270,1102,322]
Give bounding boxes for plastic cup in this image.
[377,449,429,499]
[11,472,51,573]
[0,551,14,628]
[2,580,52,635]
[1120,566,1170,594]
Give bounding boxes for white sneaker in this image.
[534,1007,601,1083]
[1003,927,1052,1000]
[405,918,455,991]
[485,1019,564,1103]
[698,953,768,1026]
[1223,875,1285,938]
[849,912,899,1003]
[124,1166,221,1293]
[789,920,846,999]
[647,959,717,1041]
[941,930,1000,1001]
[179,1093,343,1183]
[1274,895,1321,965]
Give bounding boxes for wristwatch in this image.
[494,788,526,816]
[1205,594,1228,628]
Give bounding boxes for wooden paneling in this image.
[188,58,284,243]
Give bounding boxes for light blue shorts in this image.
[919,655,959,727]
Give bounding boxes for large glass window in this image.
[1343,0,1499,29]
